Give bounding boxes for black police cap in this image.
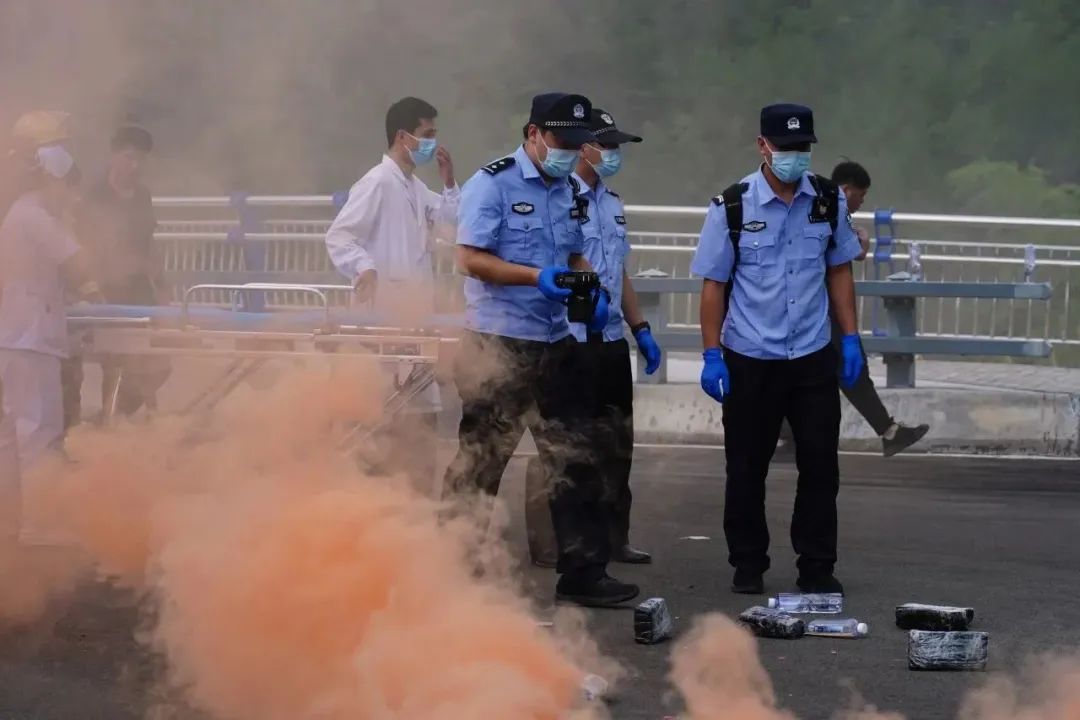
[760,103,817,146]
[528,93,595,147]
[588,108,643,146]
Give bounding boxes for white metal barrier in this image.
[152,196,1080,356]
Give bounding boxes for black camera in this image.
[554,271,601,323]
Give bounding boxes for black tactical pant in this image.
[722,344,841,579]
[586,337,635,547]
[443,331,610,581]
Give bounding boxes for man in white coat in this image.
[325,97,459,492]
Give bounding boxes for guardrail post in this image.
[871,208,896,337]
[230,193,266,311]
[1024,244,1036,282]
[634,270,669,384]
[882,271,917,388]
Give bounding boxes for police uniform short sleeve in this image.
[826,192,863,267]
[690,201,735,282]
[456,171,503,251]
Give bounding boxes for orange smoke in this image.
[6,361,605,719]
[669,614,795,720]
[671,614,1080,720]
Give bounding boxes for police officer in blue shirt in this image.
[570,108,660,563]
[691,103,864,596]
[443,92,639,608]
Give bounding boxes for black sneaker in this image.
[883,422,930,457]
[611,544,652,564]
[731,569,764,595]
[556,574,640,608]
[796,573,844,594]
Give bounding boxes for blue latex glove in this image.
[635,327,663,375]
[586,288,610,334]
[537,266,572,302]
[700,347,730,403]
[840,333,864,389]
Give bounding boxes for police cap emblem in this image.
[600,113,613,125]
[786,117,800,130]
[573,103,586,120]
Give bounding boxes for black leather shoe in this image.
[556,574,640,608]
[883,422,930,457]
[796,573,844,594]
[612,544,652,564]
[731,569,764,595]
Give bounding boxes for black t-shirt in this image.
[79,179,158,299]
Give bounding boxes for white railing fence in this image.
[152,196,1080,364]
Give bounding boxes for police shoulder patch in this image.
[481,157,516,175]
[614,215,626,225]
[742,220,766,232]
[511,202,534,215]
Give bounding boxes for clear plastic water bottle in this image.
[806,618,869,638]
[767,593,843,614]
[581,674,608,702]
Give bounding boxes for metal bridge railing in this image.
[152,195,1080,362]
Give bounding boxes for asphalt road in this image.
[1,447,1078,719]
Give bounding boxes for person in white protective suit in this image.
[0,143,102,541]
[324,97,459,492]
[0,110,73,542]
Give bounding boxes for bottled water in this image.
[581,674,609,702]
[908,630,989,671]
[806,618,869,638]
[767,593,843,614]
[738,606,805,639]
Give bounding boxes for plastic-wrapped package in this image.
[895,603,975,631]
[907,630,989,670]
[738,606,806,639]
[635,597,675,644]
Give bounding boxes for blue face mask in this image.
[406,133,438,166]
[589,146,623,178]
[537,134,579,179]
[768,148,811,183]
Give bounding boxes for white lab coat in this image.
[325,155,460,412]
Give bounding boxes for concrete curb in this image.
[633,384,1080,457]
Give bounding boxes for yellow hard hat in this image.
[10,110,71,150]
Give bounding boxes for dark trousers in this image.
[62,274,171,429]
[586,337,635,547]
[722,344,841,578]
[830,317,892,436]
[443,331,610,581]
